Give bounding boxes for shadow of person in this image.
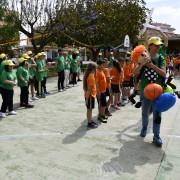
[13,102,20,110]
[45,89,61,96]
[102,123,165,175]
[62,117,98,144]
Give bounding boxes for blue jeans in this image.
[141,92,162,136]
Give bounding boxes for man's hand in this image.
[12,81,17,86]
[145,62,153,68]
[139,58,150,67]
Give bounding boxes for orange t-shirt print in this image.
[86,73,96,98]
[110,67,124,85]
[166,56,170,65]
[123,63,134,81]
[103,68,111,89]
[96,69,107,94]
[173,58,180,65]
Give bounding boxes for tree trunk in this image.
[31,38,38,54]
[90,47,98,61]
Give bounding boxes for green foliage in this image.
[5,0,147,53]
[0,0,19,50]
[55,0,147,48]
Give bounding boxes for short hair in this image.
[104,58,109,61]
[97,60,106,65]
[118,56,125,62]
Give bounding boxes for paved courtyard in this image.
[0,76,180,180]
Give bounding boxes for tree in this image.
[0,0,19,53]
[7,0,147,57]
[8,0,73,53]
[54,0,147,59]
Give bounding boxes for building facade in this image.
[140,22,180,54]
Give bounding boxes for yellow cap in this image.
[27,51,33,55]
[19,57,27,64]
[0,53,7,59]
[36,52,42,58]
[126,51,131,55]
[40,52,46,56]
[63,51,68,54]
[148,36,163,46]
[3,60,15,66]
[73,49,79,54]
[34,54,38,60]
[22,53,30,59]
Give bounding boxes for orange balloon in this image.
[144,83,163,101]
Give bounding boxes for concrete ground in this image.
[0,76,180,180]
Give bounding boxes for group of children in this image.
[83,48,180,129]
[83,55,135,128]
[83,52,180,129]
[0,49,82,118]
[166,54,180,76]
[55,49,82,92]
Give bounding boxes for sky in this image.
[145,0,180,34]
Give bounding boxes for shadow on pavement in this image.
[62,116,99,144]
[62,120,89,144]
[102,123,165,175]
[14,102,20,110]
[47,89,60,96]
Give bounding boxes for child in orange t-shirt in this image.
[110,59,124,110]
[166,55,173,74]
[118,59,125,106]
[173,56,180,76]
[166,55,170,67]
[122,58,134,101]
[83,62,98,129]
[103,58,112,116]
[168,58,173,75]
[96,60,108,123]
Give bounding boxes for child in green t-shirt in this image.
[26,51,39,100]
[55,49,65,91]
[16,57,34,108]
[40,52,50,95]
[71,52,79,86]
[0,53,7,89]
[64,52,71,88]
[0,60,17,118]
[35,53,46,98]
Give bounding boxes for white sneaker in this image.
[31,96,39,100]
[29,98,33,102]
[8,111,17,115]
[0,112,6,118]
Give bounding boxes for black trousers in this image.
[58,71,65,90]
[34,79,46,96]
[20,86,29,105]
[34,79,38,92]
[72,72,77,85]
[35,79,46,96]
[42,77,47,93]
[0,87,14,113]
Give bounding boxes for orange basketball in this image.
[144,83,163,101]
